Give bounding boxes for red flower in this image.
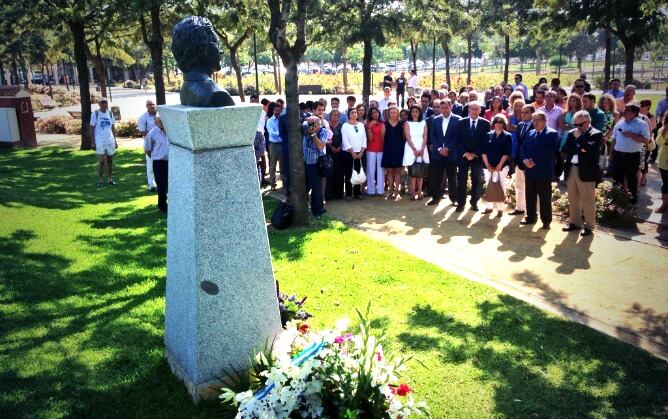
[376,352,383,362]
[392,383,411,397]
[298,323,310,334]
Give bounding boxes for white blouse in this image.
[341,122,367,152]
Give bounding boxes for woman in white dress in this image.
[402,105,429,200]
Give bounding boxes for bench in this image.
[298,84,322,94]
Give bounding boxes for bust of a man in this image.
[172,16,235,107]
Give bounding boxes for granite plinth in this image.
[160,104,281,402]
[159,103,262,151]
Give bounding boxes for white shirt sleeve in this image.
[90,111,97,127]
[342,124,351,151]
[361,128,367,149]
[144,128,153,152]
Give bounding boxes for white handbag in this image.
[351,165,367,185]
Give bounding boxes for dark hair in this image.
[249,93,259,101]
[276,98,285,105]
[331,97,340,104]
[346,95,356,102]
[538,77,547,84]
[313,100,326,110]
[551,78,560,87]
[172,16,221,73]
[260,98,270,106]
[399,109,409,119]
[625,102,641,116]
[299,102,306,110]
[355,104,367,117]
[582,92,596,102]
[367,107,381,122]
[408,105,422,122]
[556,87,567,97]
[267,101,277,117]
[611,78,621,83]
[514,73,522,80]
[410,69,416,75]
[490,96,503,112]
[640,99,652,108]
[305,100,314,109]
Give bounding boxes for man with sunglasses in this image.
[562,110,602,236]
[572,79,586,95]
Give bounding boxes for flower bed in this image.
[221,306,430,418]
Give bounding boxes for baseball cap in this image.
[98,97,108,103]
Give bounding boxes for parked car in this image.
[31,73,44,84]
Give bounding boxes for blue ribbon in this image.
[252,340,326,401]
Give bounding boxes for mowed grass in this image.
[1,147,667,418]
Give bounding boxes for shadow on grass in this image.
[0,208,220,417]
[0,147,146,210]
[398,301,668,418]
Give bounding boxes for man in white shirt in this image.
[612,102,651,204]
[138,100,158,192]
[379,87,392,113]
[265,102,284,190]
[513,73,529,99]
[90,97,117,187]
[407,69,418,97]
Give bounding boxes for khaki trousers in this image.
[567,166,596,229]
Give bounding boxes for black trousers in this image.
[430,158,458,202]
[396,90,405,108]
[341,152,361,197]
[612,150,640,203]
[326,151,344,200]
[554,151,564,180]
[153,159,168,211]
[525,177,552,224]
[457,157,483,206]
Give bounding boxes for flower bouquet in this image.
[221,306,430,418]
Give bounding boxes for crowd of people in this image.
[252,73,668,233]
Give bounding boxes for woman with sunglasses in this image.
[402,105,429,200]
[341,107,367,201]
[482,114,513,215]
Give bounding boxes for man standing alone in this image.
[90,97,118,187]
[455,101,490,211]
[138,99,158,192]
[144,116,169,212]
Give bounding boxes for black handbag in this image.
[271,200,294,229]
[318,154,334,177]
[408,162,429,178]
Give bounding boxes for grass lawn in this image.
[1,147,667,418]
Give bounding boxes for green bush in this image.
[549,56,568,68]
[114,119,140,138]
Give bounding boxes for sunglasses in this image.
[493,120,504,125]
[574,122,585,127]
[574,85,585,89]
[354,126,358,133]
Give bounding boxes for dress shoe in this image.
[455,206,465,212]
[470,205,479,211]
[481,208,493,214]
[426,198,440,206]
[562,223,580,232]
[520,218,536,225]
[541,223,551,230]
[508,209,525,216]
[580,228,593,237]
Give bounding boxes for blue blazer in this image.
[430,114,462,162]
[519,127,560,179]
[513,120,534,169]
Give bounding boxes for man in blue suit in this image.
[428,99,461,205]
[519,110,560,229]
[455,101,491,211]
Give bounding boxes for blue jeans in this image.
[305,163,324,216]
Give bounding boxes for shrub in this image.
[35,115,73,134]
[115,119,140,138]
[31,96,42,112]
[64,119,82,135]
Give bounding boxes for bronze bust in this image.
[172,16,235,107]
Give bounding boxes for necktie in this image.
[471,120,476,134]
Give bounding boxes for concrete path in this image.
[308,190,668,360]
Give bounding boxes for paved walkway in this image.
[290,189,668,360]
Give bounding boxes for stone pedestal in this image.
[158,103,281,402]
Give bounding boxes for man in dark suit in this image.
[519,111,560,229]
[428,99,462,205]
[562,110,602,236]
[421,93,434,120]
[455,101,491,211]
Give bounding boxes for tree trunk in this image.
[69,20,92,150]
[409,39,418,72]
[271,49,279,92]
[150,3,166,105]
[0,61,5,85]
[17,41,29,88]
[576,55,583,73]
[11,57,18,85]
[535,45,542,75]
[441,40,451,89]
[342,44,349,92]
[431,36,436,89]
[165,62,171,84]
[45,63,53,97]
[622,40,635,86]
[284,58,308,226]
[89,38,108,98]
[604,29,611,89]
[229,47,245,102]
[503,33,510,83]
[466,35,472,85]
[362,38,372,106]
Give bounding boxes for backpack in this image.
[271,200,294,229]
